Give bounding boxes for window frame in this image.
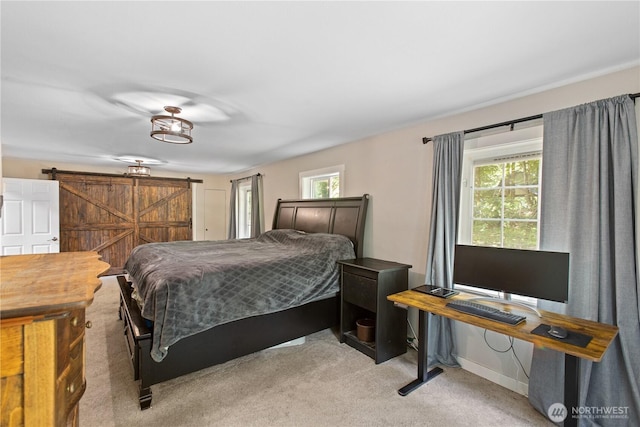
[459,138,542,245]
[299,165,344,199]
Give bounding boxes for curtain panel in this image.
[529,95,639,426]
[250,174,264,238]
[228,174,264,239]
[424,131,464,367]
[227,179,238,239]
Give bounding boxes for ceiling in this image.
[2,1,639,175]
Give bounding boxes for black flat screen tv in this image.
[453,244,569,303]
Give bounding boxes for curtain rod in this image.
[422,92,640,144]
[230,172,261,183]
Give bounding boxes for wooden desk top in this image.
[0,251,110,320]
[388,289,619,362]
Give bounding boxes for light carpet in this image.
[79,276,552,426]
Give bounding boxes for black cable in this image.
[511,344,529,380]
[483,328,512,352]
[483,329,529,379]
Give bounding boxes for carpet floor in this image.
[79,276,553,426]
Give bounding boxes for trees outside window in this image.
[471,157,540,249]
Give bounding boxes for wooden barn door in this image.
[135,178,191,245]
[52,171,194,274]
[56,173,135,274]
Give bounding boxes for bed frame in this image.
[117,194,369,409]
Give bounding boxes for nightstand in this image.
[338,258,411,363]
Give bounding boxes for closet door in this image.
[57,174,135,273]
[54,172,193,274]
[135,178,191,245]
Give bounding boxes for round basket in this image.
[356,318,375,342]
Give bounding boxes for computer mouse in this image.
[548,325,568,339]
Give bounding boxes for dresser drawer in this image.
[69,339,83,367]
[54,339,84,425]
[65,341,85,408]
[56,309,86,377]
[342,271,377,312]
[68,310,86,344]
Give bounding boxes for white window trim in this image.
[299,165,344,199]
[458,137,542,245]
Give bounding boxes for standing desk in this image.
[387,290,618,427]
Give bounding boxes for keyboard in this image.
[446,300,526,325]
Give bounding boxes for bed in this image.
[117,194,369,409]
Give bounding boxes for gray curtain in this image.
[529,95,639,426]
[250,174,264,238]
[228,174,264,239]
[227,179,238,239]
[424,131,464,367]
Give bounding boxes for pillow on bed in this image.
[257,228,354,250]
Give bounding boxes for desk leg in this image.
[564,354,578,427]
[398,310,444,396]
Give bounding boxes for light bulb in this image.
[170,121,182,132]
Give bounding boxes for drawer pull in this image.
[71,317,79,327]
[67,382,76,394]
[85,321,92,329]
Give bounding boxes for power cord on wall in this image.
[406,319,419,351]
[406,318,529,379]
[483,329,529,379]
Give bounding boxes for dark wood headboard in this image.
[272,194,369,258]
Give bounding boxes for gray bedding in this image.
[124,229,355,362]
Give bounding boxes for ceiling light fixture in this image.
[127,160,151,176]
[114,155,165,166]
[150,106,193,144]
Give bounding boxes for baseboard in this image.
[269,336,306,349]
[457,356,529,396]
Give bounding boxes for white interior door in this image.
[1,178,60,255]
[204,189,226,241]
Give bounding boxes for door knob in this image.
[49,237,58,241]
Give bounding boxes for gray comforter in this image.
[124,229,355,362]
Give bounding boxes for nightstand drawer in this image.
[342,271,377,312]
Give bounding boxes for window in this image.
[299,165,344,199]
[470,153,540,249]
[458,136,543,302]
[230,173,263,240]
[237,180,253,238]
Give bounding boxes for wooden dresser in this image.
[0,252,109,426]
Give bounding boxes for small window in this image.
[299,165,344,199]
